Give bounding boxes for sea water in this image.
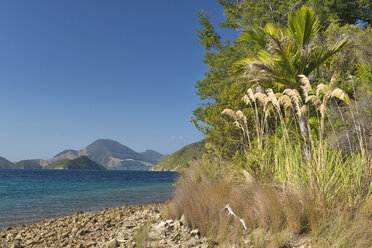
[0,169,177,228]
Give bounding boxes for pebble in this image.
[0,202,208,248]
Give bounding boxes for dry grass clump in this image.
[171,158,372,247]
[133,223,151,248]
[312,195,372,247]
[173,74,371,246]
[170,160,321,247]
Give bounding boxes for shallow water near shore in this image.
[0,169,177,228]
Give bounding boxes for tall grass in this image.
[170,75,372,246]
[223,75,371,209]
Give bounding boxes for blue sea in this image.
[0,169,177,228]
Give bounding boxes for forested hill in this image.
[0,156,13,168]
[150,140,205,171]
[44,156,106,170]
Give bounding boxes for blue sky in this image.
[0,0,236,161]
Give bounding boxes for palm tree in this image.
[232,6,350,90]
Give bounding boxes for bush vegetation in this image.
[171,2,372,247]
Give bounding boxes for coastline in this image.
[0,202,208,248]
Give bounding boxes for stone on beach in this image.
[0,202,208,248]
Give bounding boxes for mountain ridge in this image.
[35,139,164,170]
[0,139,165,170]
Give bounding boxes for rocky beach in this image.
[0,202,208,248]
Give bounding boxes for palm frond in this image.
[238,28,266,48]
[288,6,320,49]
[306,40,351,74]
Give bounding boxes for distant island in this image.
[13,160,42,169]
[0,139,205,171]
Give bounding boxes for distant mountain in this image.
[1,139,164,170]
[141,150,165,164]
[42,139,164,170]
[13,160,42,169]
[0,156,13,168]
[53,149,79,159]
[45,156,106,170]
[150,140,205,171]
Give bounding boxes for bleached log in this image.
[223,204,247,230]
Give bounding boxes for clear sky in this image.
[0,0,236,161]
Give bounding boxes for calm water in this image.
[0,169,177,228]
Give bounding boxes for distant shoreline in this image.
[0,199,171,229]
[0,169,177,229]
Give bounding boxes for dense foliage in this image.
[171,1,372,246]
[193,0,371,160]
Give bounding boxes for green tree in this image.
[232,7,351,142]
[233,6,350,90]
[193,1,369,159]
[219,0,371,29]
[308,0,371,27]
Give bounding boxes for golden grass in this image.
[185,74,371,246]
[170,158,372,247]
[170,160,326,246]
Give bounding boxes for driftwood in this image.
[223,204,247,230]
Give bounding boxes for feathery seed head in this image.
[241,95,251,105]
[268,94,280,109]
[264,102,274,118]
[222,109,238,120]
[319,103,326,116]
[299,74,312,98]
[278,94,293,110]
[283,89,302,104]
[300,105,308,115]
[254,92,267,105]
[233,121,242,129]
[266,88,274,96]
[274,93,282,98]
[317,83,331,97]
[331,88,350,103]
[236,110,246,121]
[247,88,255,102]
[305,95,321,106]
[330,72,338,88]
